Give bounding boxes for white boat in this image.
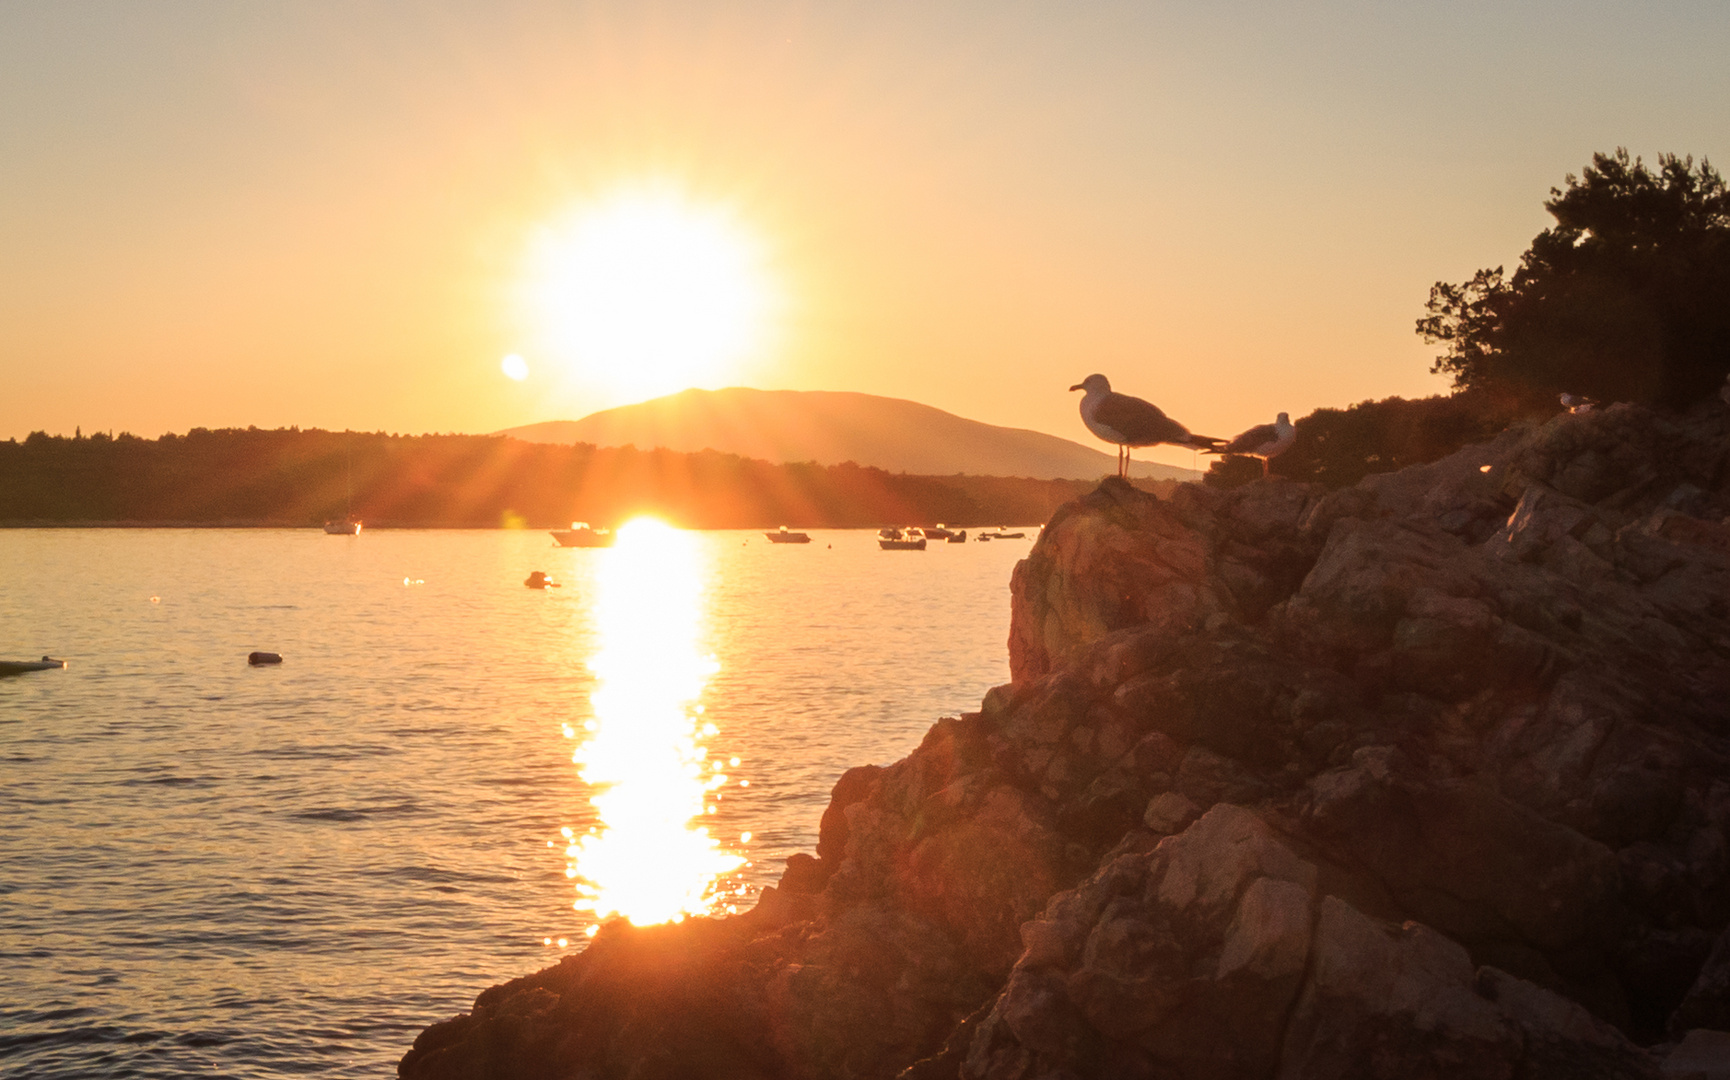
[878,528,927,551]
[550,522,615,548]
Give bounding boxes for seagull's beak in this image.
[1068,383,1084,392]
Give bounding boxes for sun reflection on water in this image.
[564,518,746,927]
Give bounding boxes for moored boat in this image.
[0,656,66,676]
[878,528,927,551]
[322,516,362,535]
[550,522,615,548]
[947,530,967,543]
[765,526,812,544]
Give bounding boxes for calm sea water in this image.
[0,526,1031,1078]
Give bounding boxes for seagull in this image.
[1205,412,1296,477]
[1070,374,1223,478]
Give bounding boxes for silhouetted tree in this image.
[1420,150,1730,410]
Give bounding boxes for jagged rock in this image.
[1674,929,1730,1035]
[1662,1029,1730,1080]
[1142,791,1199,834]
[963,807,1654,1080]
[402,403,1730,1080]
[1280,897,1655,1079]
[962,805,1319,1079]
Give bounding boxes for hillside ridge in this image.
[498,387,1198,482]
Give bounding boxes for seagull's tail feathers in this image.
[1182,434,1227,452]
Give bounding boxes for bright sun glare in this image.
[522,189,778,402]
[564,517,746,928]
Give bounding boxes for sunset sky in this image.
[2,1,1726,465]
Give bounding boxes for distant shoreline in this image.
[0,521,1047,531]
[1,427,1175,530]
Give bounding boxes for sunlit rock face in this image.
[401,402,1730,1080]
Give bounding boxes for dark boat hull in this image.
[0,658,65,676]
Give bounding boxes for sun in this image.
[520,188,779,402]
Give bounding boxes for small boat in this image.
[550,522,615,548]
[0,656,66,676]
[525,571,561,589]
[878,528,927,551]
[947,530,967,543]
[322,516,362,535]
[765,527,812,544]
[980,528,1028,540]
[923,524,959,541]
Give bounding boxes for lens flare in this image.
[565,518,745,926]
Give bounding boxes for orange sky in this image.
[2,2,1727,467]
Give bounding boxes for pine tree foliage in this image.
[1420,150,1730,409]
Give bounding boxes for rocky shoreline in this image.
[400,402,1730,1079]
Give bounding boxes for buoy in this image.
[248,652,283,665]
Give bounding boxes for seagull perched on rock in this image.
[1070,374,1223,478]
[1205,412,1295,477]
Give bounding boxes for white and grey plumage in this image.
[1069,374,1222,478]
[1205,412,1295,477]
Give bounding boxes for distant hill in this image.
[498,388,1196,482]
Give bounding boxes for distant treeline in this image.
[0,427,1164,528]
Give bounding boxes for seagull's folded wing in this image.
[1223,423,1277,454]
[1094,394,1189,446]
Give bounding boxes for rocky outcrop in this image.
[401,402,1730,1079]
